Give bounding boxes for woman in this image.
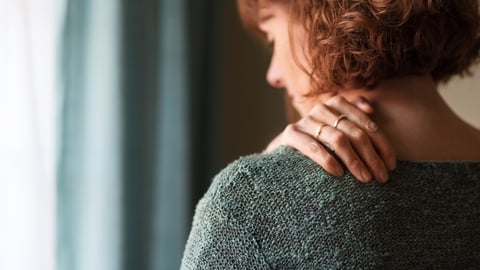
[181,0,480,268]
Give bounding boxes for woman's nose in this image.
[266,57,285,89]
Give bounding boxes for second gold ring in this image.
[333,114,348,129]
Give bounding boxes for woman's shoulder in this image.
[209,146,334,193]
[201,146,354,217]
[187,148,480,269]
[202,147,480,218]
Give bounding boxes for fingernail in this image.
[335,167,344,176]
[366,121,378,132]
[359,98,368,105]
[378,170,389,183]
[362,169,372,182]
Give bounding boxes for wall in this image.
[440,65,480,128]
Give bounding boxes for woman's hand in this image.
[264,96,396,183]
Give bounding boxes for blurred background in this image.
[1,0,478,269]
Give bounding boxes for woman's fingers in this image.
[302,107,374,183]
[351,96,374,114]
[263,95,396,184]
[325,96,397,171]
[332,119,389,183]
[282,124,344,177]
[316,98,390,182]
[326,96,378,132]
[316,125,373,183]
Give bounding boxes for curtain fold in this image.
[154,0,191,268]
[58,0,122,269]
[154,1,223,268]
[58,0,221,269]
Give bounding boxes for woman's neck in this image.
[337,76,480,161]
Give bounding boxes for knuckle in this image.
[351,128,368,142]
[360,118,371,127]
[326,95,345,106]
[311,103,325,115]
[363,119,378,132]
[308,141,321,153]
[304,114,316,124]
[331,132,347,147]
[283,124,297,138]
[346,158,361,171]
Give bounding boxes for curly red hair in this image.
[237,0,480,93]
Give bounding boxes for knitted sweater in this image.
[181,146,480,269]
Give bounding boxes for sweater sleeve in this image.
[180,175,270,269]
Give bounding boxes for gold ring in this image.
[333,114,348,129]
[315,124,327,139]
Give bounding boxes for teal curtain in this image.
[58,0,123,269]
[58,0,221,269]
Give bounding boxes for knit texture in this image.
[181,146,480,269]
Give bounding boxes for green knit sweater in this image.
[181,146,480,269]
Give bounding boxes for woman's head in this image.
[238,0,480,97]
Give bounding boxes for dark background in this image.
[193,0,287,187]
[219,1,286,167]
